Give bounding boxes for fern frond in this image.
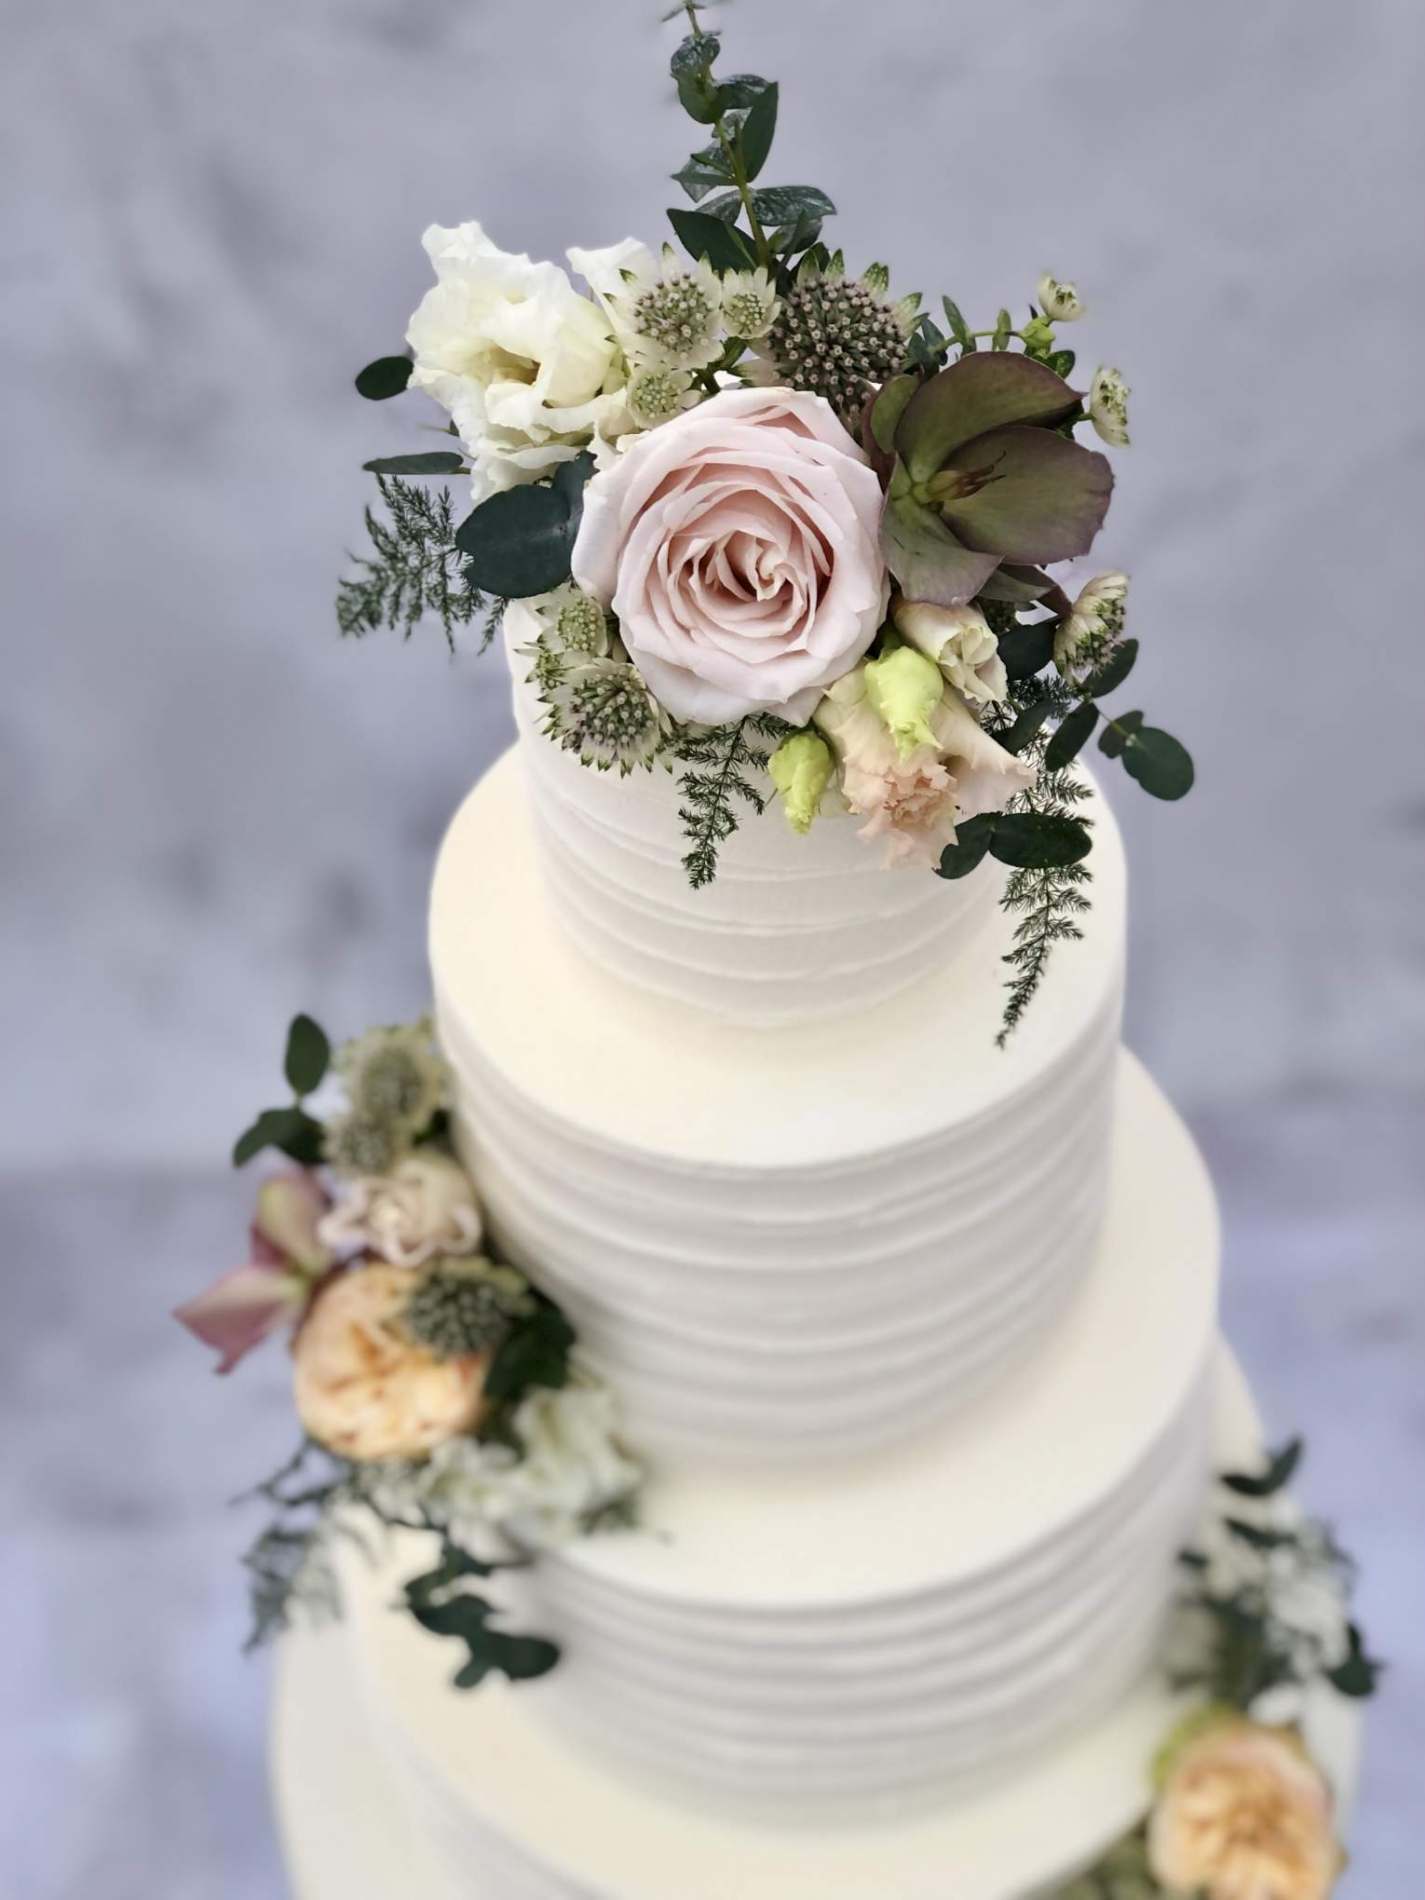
[336,475,504,652]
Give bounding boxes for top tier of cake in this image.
[503,602,999,1026]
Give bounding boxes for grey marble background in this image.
[5,0,1422,1893]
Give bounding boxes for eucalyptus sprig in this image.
[231,1014,330,1168]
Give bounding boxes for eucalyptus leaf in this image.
[870,374,918,455]
[455,454,592,598]
[994,694,1057,756]
[1097,709,1144,759]
[485,1302,576,1406]
[361,452,466,476]
[670,31,721,122]
[738,81,778,181]
[941,297,973,350]
[935,813,995,880]
[673,147,733,202]
[1044,699,1099,771]
[988,810,1092,869]
[715,72,773,109]
[991,307,1013,351]
[1326,1624,1384,1700]
[747,184,836,224]
[1079,637,1139,698]
[667,206,757,272]
[354,355,413,401]
[1121,725,1195,800]
[283,1014,330,1096]
[995,617,1056,679]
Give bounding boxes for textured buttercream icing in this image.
[431,746,1126,1461]
[504,600,1002,1025]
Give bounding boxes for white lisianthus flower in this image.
[1088,365,1131,446]
[502,1384,643,1547]
[318,1150,483,1270]
[892,599,1008,705]
[1054,572,1129,676]
[1036,273,1084,321]
[572,238,723,371]
[407,222,634,502]
[720,267,780,341]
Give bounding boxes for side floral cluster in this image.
[174,1012,641,1687]
[1058,1439,1381,1900]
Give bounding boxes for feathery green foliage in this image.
[337,475,504,651]
[673,713,790,888]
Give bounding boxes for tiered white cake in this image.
[272,624,1278,1896]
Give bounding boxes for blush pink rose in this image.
[571,386,888,724]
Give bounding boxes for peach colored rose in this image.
[1148,1717,1343,1900]
[293,1265,488,1462]
[571,386,887,724]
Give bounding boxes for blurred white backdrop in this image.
[4,2,1422,1895]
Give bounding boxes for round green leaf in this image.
[354,355,413,400]
[995,617,1056,679]
[1044,699,1100,772]
[935,813,995,880]
[1079,638,1139,699]
[988,811,1093,869]
[1097,709,1144,759]
[1122,726,1195,800]
[361,452,466,476]
[456,455,592,598]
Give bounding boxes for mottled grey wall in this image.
[7,0,1424,1166]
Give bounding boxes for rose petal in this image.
[174,1263,308,1374]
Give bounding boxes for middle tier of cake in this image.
[431,746,1126,1463]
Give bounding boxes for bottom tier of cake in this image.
[271,1350,1361,1900]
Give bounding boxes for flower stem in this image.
[681,0,772,268]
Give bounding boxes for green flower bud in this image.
[768,730,835,835]
[864,645,944,759]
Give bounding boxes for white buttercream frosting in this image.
[429,747,1125,1462]
[503,600,1002,1025]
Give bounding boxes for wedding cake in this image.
[177,15,1375,1898]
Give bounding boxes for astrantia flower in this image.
[892,599,1008,706]
[720,267,779,341]
[318,1149,483,1269]
[531,583,612,660]
[1037,273,1084,322]
[1148,1716,1342,1900]
[544,656,671,774]
[402,1256,534,1359]
[323,1110,404,1179]
[758,257,914,424]
[337,1021,447,1141]
[1089,365,1131,446]
[406,222,633,503]
[576,240,724,372]
[1054,572,1129,677]
[626,363,699,428]
[293,1264,490,1460]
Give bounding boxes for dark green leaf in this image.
[988,810,1093,869]
[1048,348,1076,377]
[232,1105,325,1170]
[1044,699,1100,771]
[361,451,466,476]
[768,213,823,257]
[667,206,757,272]
[283,1014,330,1096]
[870,374,918,455]
[1221,1437,1304,1499]
[995,693,1058,756]
[1122,725,1195,800]
[355,355,413,401]
[670,31,721,122]
[738,81,778,181]
[715,72,773,109]
[746,184,836,224]
[1223,1516,1298,1552]
[935,813,995,880]
[403,1544,561,1688]
[1326,1624,1384,1700]
[1097,709,1145,759]
[1079,637,1139,698]
[995,617,1056,679]
[484,1302,576,1406]
[455,454,592,598]
[673,142,733,202]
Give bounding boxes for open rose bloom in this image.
[572,386,887,725]
[1148,1717,1344,1900]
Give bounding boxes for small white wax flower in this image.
[1036,274,1084,322]
[1054,572,1130,676]
[1088,365,1131,446]
[719,267,780,341]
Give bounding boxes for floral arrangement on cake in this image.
[174,1012,641,1688]
[336,5,1193,1039]
[1061,1438,1380,1900]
